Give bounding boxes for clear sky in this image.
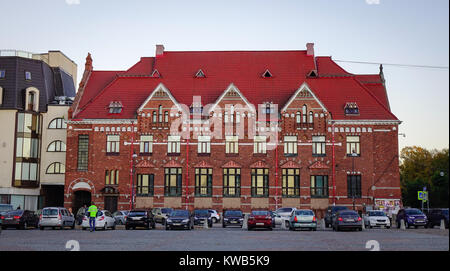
[1,0,448,151]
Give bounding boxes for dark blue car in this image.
[396,208,428,229]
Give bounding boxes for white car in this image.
[208,209,220,223]
[363,210,391,228]
[82,210,116,231]
[274,207,297,227]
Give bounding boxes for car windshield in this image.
[252,211,269,216]
[442,210,449,215]
[333,206,348,212]
[43,209,59,216]
[295,210,314,216]
[6,210,24,216]
[405,209,423,215]
[171,210,189,217]
[0,205,13,212]
[225,211,242,217]
[161,208,173,214]
[369,211,386,216]
[277,208,293,213]
[339,211,357,216]
[195,210,209,216]
[128,211,146,217]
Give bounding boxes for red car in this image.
[247,210,273,230]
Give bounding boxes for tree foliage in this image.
[400,147,449,208]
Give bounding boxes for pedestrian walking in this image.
[87,203,98,232]
[77,205,87,225]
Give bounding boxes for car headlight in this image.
[182,219,189,223]
[224,218,228,221]
[239,218,243,221]
[166,219,172,223]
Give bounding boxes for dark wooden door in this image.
[104,196,118,213]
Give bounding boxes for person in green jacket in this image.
[87,203,98,232]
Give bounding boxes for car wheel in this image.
[386,226,390,229]
[212,217,217,223]
[22,222,28,230]
[313,228,317,231]
[161,218,166,225]
[358,227,362,231]
[112,223,116,230]
[71,222,75,230]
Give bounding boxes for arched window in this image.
[46,162,65,174]
[48,118,67,129]
[158,105,163,123]
[296,111,301,124]
[236,111,241,123]
[164,111,169,123]
[302,105,307,123]
[152,111,157,123]
[25,87,39,111]
[47,140,66,152]
[309,111,314,123]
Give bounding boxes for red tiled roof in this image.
[74,50,398,121]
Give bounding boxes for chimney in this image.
[156,44,165,57]
[306,43,315,56]
[85,52,93,72]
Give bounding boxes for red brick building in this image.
[64,44,402,217]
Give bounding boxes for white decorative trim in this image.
[137,83,184,113]
[281,82,328,112]
[329,120,402,125]
[208,83,256,113]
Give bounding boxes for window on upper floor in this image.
[312,136,326,156]
[283,136,297,156]
[225,135,238,154]
[48,118,67,129]
[346,136,360,156]
[46,162,65,174]
[0,70,5,79]
[158,105,163,123]
[253,135,267,154]
[197,136,211,155]
[139,135,153,154]
[0,86,3,105]
[25,71,31,81]
[47,140,66,152]
[77,135,89,171]
[106,135,120,154]
[167,135,180,155]
[345,102,359,115]
[105,169,119,185]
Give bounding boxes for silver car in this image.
[289,209,317,231]
[113,210,129,225]
[274,207,297,227]
[39,207,75,230]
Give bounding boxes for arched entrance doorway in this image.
[73,190,91,217]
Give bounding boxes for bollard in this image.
[203,218,209,229]
[440,219,446,230]
[242,214,248,230]
[361,220,365,230]
[400,219,406,230]
[281,219,287,230]
[321,219,326,230]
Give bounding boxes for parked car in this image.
[289,209,317,231]
[324,206,349,228]
[0,210,39,230]
[194,209,213,227]
[208,209,221,223]
[247,210,273,231]
[332,210,363,231]
[426,208,449,229]
[274,207,297,227]
[113,210,129,225]
[0,204,13,232]
[268,211,276,228]
[125,209,155,230]
[39,207,75,230]
[82,210,116,231]
[152,207,173,225]
[363,210,391,228]
[222,210,244,228]
[165,209,194,230]
[396,208,428,229]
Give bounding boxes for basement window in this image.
[344,102,359,115]
[109,101,123,114]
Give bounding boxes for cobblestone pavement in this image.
[0,223,448,251]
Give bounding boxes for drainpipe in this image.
[275,139,279,210]
[185,138,189,210]
[129,121,135,210]
[331,120,336,205]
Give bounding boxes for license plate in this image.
[416,220,424,223]
[345,219,354,222]
[173,223,181,226]
[231,221,237,223]
[256,223,264,226]
[4,218,12,220]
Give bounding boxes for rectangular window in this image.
[346,136,360,156]
[105,170,119,185]
[195,168,213,197]
[225,135,238,154]
[25,71,31,81]
[312,136,326,156]
[310,175,329,198]
[282,169,300,197]
[0,70,5,79]
[223,168,241,197]
[137,174,154,196]
[167,135,181,154]
[284,136,297,156]
[347,175,362,198]
[197,136,211,154]
[251,168,269,197]
[77,135,89,171]
[106,135,120,154]
[139,135,153,154]
[253,136,267,154]
[164,168,182,196]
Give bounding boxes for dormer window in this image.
[25,71,32,81]
[24,87,39,111]
[0,70,5,79]
[151,69,161,78]
[344,102,359,115]
[195,69,205,78]
[262,69,273,78]
[108,101,123,114]
[308,70,318,78]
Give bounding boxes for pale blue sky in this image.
[1,0,448,151]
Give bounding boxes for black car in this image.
[165,209,194,230]
[194,209,213,227]
[125,209,155,230]
[324,206,349,228]
[222,210,244,228]
[426,208,449,229]
[0,210,39,230]
[332,210,363,231]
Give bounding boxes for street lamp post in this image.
[351,150,358,211]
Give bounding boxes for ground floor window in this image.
[223,168,241,197]
[164,168,182,196]
[282,168,300,197]
[311,175,328,198]
[251,168,269,197]
[195,168,212,196]
[137,174,154,196]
